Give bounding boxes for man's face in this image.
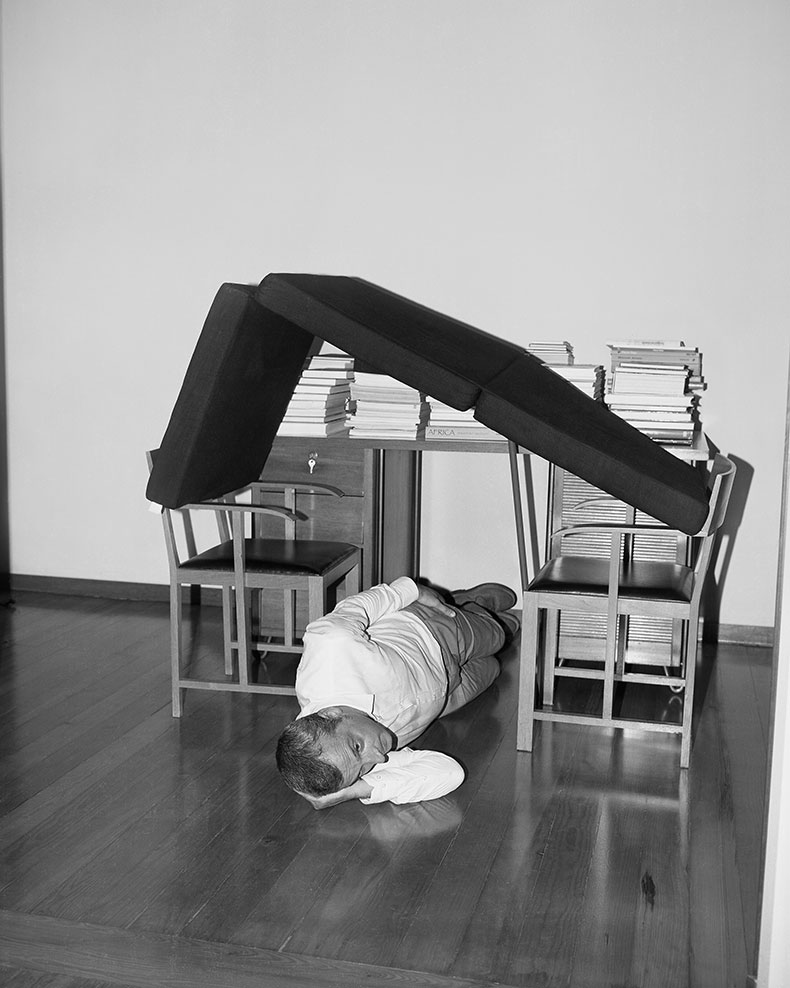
[320,707,396,788]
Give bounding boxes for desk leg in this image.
[376,448,422,584]
[508,442,537,590]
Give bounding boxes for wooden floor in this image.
[0,591,770,988]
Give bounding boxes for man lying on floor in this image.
[275,577,519,809]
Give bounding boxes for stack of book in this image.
[424,399,501,442]
[527,341,574,365]
[348,372,428,439]
[604,340,704,446]
[277,351,354,437]
[550,364,605,400]
[608,340,705,393]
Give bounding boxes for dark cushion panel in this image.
[149,272,709,536]
[530,555,694,601]
[475,354,710,535]
[255,273,524,410]
[146,283,314,508]
[180,539,359,576]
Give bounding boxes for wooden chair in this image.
[151,464,361,716]
[517,453,736,767]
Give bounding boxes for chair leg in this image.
[671,616,684,668]
[543,609,559,706]
[516,594,540,751]
[615,614,628,679]
[284,589,297,648]
[249,587,261,645]
[170,581,184,717]
[603,602,618,721]
[308,578,326,627]
[235,585,251,688]
[222,586,233,676]
[344,561,361,598]
[679,612,700,769]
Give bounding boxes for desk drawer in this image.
[263,438,367,495]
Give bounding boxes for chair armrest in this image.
[567,495,621,512]
[182,501,306,523]
[249,481,347,498]
[553,522,681,539]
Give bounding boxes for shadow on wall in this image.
[0,151,8,603]
[702,452,752,642]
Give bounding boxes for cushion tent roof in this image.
[146,273,709,536]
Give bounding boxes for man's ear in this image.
[319,705,345,719]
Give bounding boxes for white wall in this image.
[1,0,789,629]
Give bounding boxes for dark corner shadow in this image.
[0,120,9,605]
[693,452,753,719]
[702,452,752,642]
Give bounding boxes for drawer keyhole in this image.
[308,452,319,474]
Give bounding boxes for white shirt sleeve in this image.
[304,576,419,642]
[358,748,465,805]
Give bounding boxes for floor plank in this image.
[390,707,542,975]
[29,698,285,926]
[0,962,145,988]
[232,677,516,961]
[0,909,526,988]
[688,648,749,988]
[0,618,169,751]
[0,591,769,988]
[714,643,770,976]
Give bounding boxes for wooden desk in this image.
[257,431,709,637]
[260,434,518,588]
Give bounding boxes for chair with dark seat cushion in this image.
[154,471,361,716]
[516,453,736,767]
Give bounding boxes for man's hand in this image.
[416,584,457,618]
[296,777,373,810]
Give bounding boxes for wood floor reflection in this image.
[0,592,769,987]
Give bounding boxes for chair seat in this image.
[180,538,359,576]
[529,555,694,602]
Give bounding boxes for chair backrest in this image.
[146,450,186,572]
[147,450,345,573]
[686,453,736,600]
[147,449,239,572]
[694,453,737,538]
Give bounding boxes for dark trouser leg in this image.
[404,601,504,716]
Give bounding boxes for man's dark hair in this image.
[276,710,345,796]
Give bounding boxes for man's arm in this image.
[304,578,455,645]
[359,749,465,805]
[306,577,419,640]
[296,778,373,810]
[296,749,464,808]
